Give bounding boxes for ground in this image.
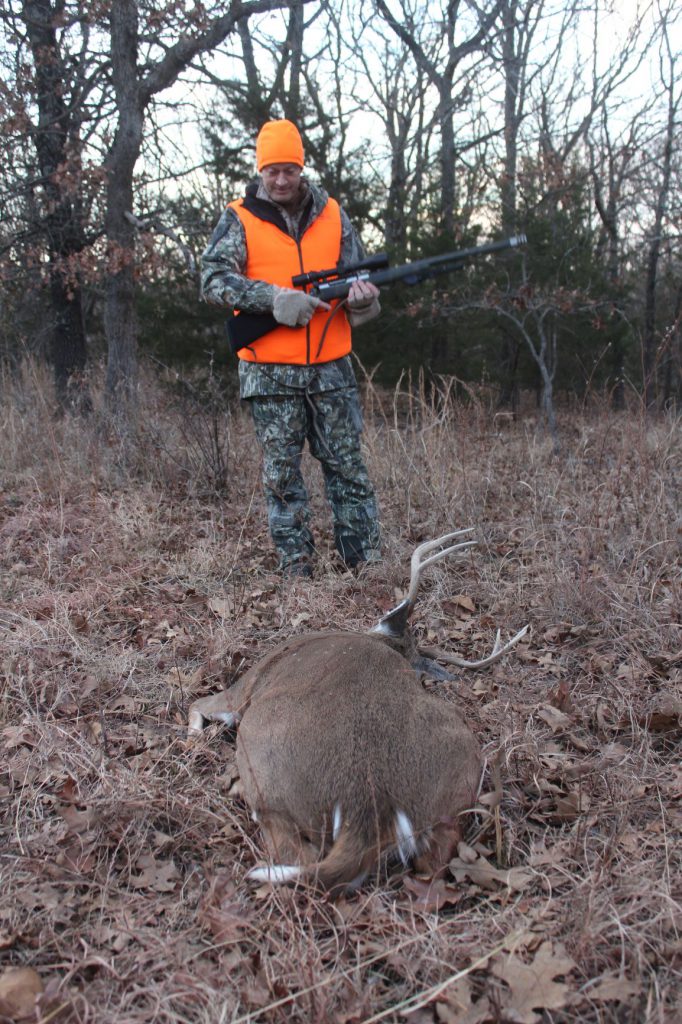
[0,366,680,1023]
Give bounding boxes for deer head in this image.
[189,530,528,895]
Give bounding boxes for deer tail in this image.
[247,824,376,896]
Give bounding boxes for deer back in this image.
[235,631,482,866]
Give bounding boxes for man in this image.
[201,119,381,576]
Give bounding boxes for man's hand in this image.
[273,287,331,326]
[346,280,380,311]
[345,280,381,326]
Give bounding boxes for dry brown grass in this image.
[1,361,680,1023]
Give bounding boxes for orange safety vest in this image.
[229,196,352,365]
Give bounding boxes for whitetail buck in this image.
[189,530,527,894]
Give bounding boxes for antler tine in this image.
[405,529,476,606]
[421,624,529,670]
[371,528,476,640]
[413,540,477,576]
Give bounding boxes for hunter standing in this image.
[201,120,381,576]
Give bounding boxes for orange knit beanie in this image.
[256,120,304,171]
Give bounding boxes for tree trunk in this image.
[102,0,291,418]
[105,0,144,416]
[500,0,520,234]
[643,22,677,411]
[24,0,89,411]
[438,88,456,236]
[284,1,304,121]
[50,269,89,410]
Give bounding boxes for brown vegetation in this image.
[1,363,680,1023]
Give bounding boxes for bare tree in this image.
[198,1,373,220]
[340,2,433,253]
[642,1,680,409]
[495,0,551,233]
[588,100,655,408]
[374,0,502,236]
[103,0,302,418]
[0,1,110,409]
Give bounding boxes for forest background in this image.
[0,0,680,425]
[1,4,681,1022]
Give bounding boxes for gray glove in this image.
[273,287,330,327]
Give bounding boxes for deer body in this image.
[189,531,527,894]
[191,630,482,892]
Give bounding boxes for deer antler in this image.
[371,529,476,639]
[419,624,529,670]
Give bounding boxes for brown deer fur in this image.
[189,629,482,894]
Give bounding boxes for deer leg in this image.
[257,811,321,867]
[187,693,242,736]
[246,811,323,884]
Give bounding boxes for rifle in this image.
[227,234,526,352]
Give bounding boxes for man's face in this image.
[261,163,303,207]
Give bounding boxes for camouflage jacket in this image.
[201,179,369,398]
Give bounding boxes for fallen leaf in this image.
[55,839,97,874]
[58,802,98,834]
[91,923,132,952]
[403,875,462,912]
[165,666,205,694]
[436,1000,492,1024]
[491,941,576,1023]
[551,790,591,820]
[1,725,37,750]
[641,697,682,734]
[547,678,572,712]
[239,968,271,1010]
[601,742,630,761]
[199,874,255,943]
[0,966,43,1020]
[456,842,479,864]
[208,596,237,619]
[291,612,311,628]
[436,977,491,1023]
[451,595,476,614]
[586,975,642,1003]
[537,705,572,733]
[565,730,592,753]
[616,661,644,684]
[130,853,180,893]
[450,847,533,893]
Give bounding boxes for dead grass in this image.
[1,361,680,1023]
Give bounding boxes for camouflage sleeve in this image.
[200,208,277,313]
[339,208,381,326]
[339,208,367,266]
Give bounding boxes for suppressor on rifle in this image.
[309,234,527,301]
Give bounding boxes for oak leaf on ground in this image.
[0,966,43,1020]
[449,846,533,893]
[585,974,642,1004]
[490,941,576,1023]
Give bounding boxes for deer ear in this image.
[408,653,454,681]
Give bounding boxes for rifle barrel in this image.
[311,234,526,301]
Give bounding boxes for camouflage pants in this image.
[248,387,381,571]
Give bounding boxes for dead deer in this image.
[189,530,527,894]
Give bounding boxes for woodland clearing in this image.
[0,363,680,1024]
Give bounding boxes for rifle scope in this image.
[292,252,389,289]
